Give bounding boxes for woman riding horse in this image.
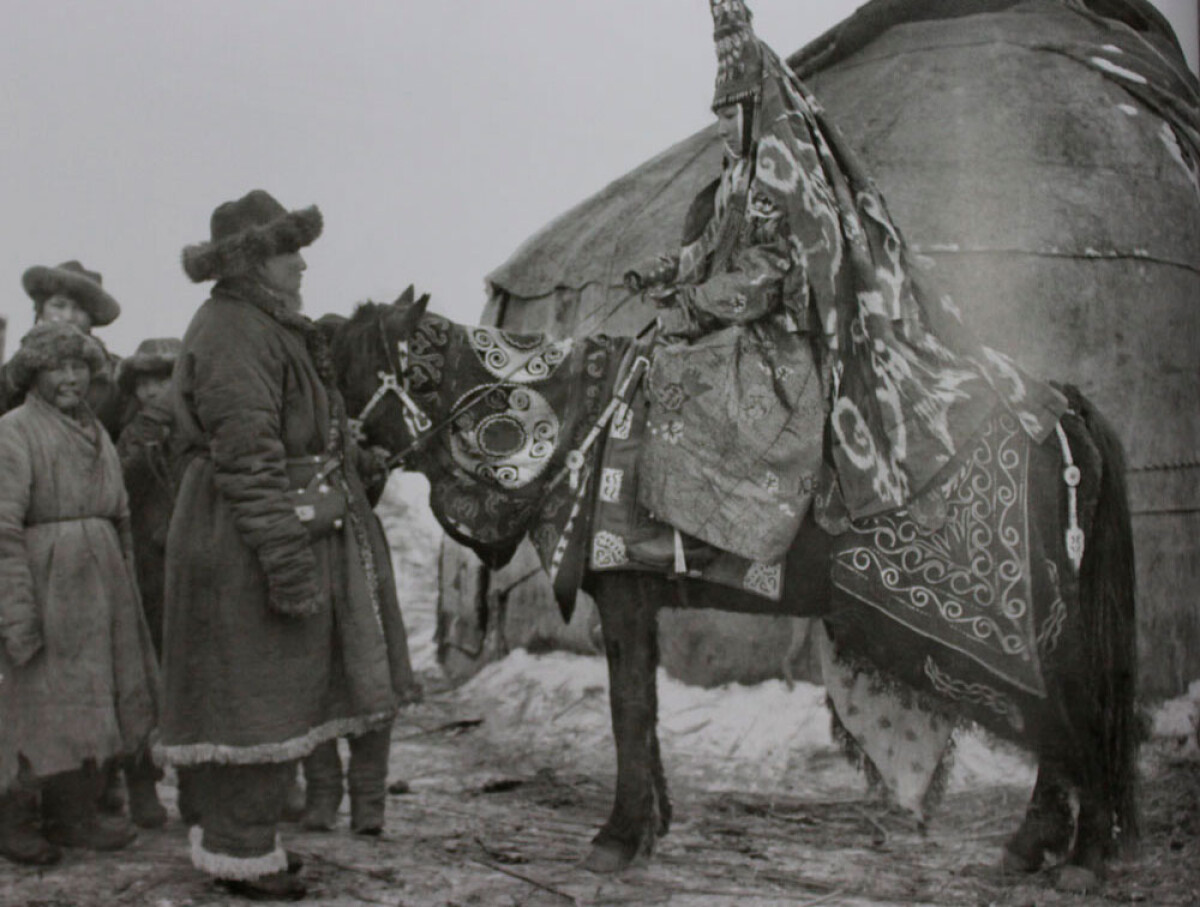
[330,0,1139,888]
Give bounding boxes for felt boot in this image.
[43,765,137,851]
[281,764,307,824]
[347,727,391,836]
[96,760,126,817]
[0,791,61,866]
[125,750,167,829]
[300,741,342,831]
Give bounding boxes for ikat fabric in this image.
[729,34,1069,524]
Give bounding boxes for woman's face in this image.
[716,104,743,158]
[39,295,93,332]
[33,358,91,414]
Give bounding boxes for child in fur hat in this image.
[0,323,160,866]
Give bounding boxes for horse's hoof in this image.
[999,844,1041,874]
[1054,865,1102,894]
[581,840,637,874]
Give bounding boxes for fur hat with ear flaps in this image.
[7,322,107,396]
[22,260,121,327]
[117,337,182,395]
[181,189,323,283]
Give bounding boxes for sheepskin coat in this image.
[161,278,415,766]
[0,393,160,791]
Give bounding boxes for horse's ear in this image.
[394,284,415,308]
[391,285,429,335]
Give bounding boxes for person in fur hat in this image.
[0,261,126,438]
[93,337,184,831]
[162,189,416,901]
[0,322,160,866]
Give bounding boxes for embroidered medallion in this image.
[449,386,559,489]
[468,326,572,383]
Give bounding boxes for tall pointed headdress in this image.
[710,0,764,110]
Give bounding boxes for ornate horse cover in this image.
[406,314,629,613]
[830,412,1053,698]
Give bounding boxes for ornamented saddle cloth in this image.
[829,411,1048,697]
[589,346,790,603]
[637,322,826,564]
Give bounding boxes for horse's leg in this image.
[1002,758,1079,873]
[583,572,668,873]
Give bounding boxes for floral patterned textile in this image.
[592,347,788,601]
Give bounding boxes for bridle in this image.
[347,310,433,466]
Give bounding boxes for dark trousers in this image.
[190,762,294,877]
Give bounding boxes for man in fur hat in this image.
[162,190,415,900]
[1,261,126,438]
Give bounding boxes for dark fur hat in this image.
[182,189,323,283]
[7,322,107,396]
[21,260,121,327]
[117,337,181,395]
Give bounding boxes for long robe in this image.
[0,393,159,791]
[161,280,415,767]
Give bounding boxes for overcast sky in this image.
[1,0,1196,357]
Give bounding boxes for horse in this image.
[327,289,1139,880]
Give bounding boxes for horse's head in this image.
[328,284,432,459]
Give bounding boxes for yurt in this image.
[437,0,1200,699]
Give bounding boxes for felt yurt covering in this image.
[437,0,1200,698]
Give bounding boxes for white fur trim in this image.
[158,711,394,767]
[189,825,287,880]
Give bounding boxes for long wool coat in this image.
[0,393,160,791]
[161,281,415,766]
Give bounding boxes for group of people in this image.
[0,189,417,900]
[0,0,1073,901]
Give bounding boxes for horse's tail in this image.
[1068,385,1141,852]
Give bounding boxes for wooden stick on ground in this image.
[469,857,579,905]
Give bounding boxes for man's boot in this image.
[281,764,307,824]
[125,748,167,829]
[42,764,137,851]
[299,741,342,831]
[347,726,391,836]
[217,872,307,901]
[96,759,125,816]
[0,790,61,866]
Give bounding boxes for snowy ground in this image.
[1,474,1196,906]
